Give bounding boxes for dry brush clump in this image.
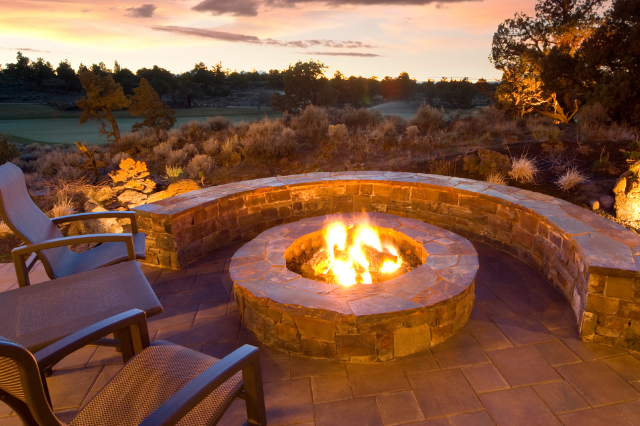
[185,154,215,180]
[291,105,329,143]
[485,173,507,185]
[409,103,445,134]
[242,119,297,161]
[509,156,539,183]
[556,168,589,191]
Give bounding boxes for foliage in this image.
[77,70,130,141]
[0,136,20,164]
[185,155,215,180]
[242,119,297,160]
[269,60,337,113]
[128,78,176,133]
[410,103,445,134]
[108,158,156,192]
[164,165,185,184]
[290,105,329,143]
[491,0,606,122]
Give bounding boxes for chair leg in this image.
[0,392,39,426]
[242,356,267,426]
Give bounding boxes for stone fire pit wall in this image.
[134,172,640,352]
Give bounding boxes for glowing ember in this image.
[305,221,404,286]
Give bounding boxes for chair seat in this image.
[69,341,243,426]
[51,232,147,279]
[0,261,162,352]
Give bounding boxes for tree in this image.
[136,65,175,99]
[175,72,204,108]
[77,70,130,142]
[579,0,640,124]
[269,60,337,113]
[491,0,606,122]
[56,60,82,91]
[128,78,176,133]
[3,52,32,81]
[113,61,138,94]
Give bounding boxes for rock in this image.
[614,164,640,220]
[478,149,511,176]
[68,198,123,236]
[600,195,614,210]
[146,179,201,204]
[589,200,600,210]
[91,186,115,204]
[117,190,148,209]
[463,154,480,174]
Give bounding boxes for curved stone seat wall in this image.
[134,172,640,351]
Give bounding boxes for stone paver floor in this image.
[2,242,640,425]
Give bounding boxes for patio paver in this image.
[1,242,640,425]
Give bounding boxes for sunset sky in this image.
[0,0,536,82]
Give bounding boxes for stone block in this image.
[597,315,631,330]
[393,323,431,357]
[266,190,291,203]
[301,338,337,358]
[372,184,392,197]
[430,323,452,346]
[336,334,377,357]
[294,316,336,341]
[580,311,597,339]
[595,326,623,338]
[586,294,620,315]
[605,276,636,301]
[275,323,299,342]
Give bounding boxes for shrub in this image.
[509,157,538,183]
[578,121,608,142]
[109,158,156,192]
[556,168,589,191]
[221,135,239,157]
[328,106,382,129]
[579,102,609,127]
[179,120,207,144]
[291,105,329,143]
[110,152,131,168]
[608,123,636,141]
[370,119,398,149]
[204,116,231,132]
[406,125,420,141]
[411,103,445,134]
[182,143,199,157]
[185,154,215,180]
[203,138,220,156]
[428,157,455,176]
[0,136,19,164]
[164,165,184,183]
[531,124,562,143]
[328,124,347,143]
[485,173,507,185]
[153,141,172,158]
[166,149,189,166]
[242,119,297,160]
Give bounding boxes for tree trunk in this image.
[102,108,121,141]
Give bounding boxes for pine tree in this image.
[77,70,129,142]
[128,78,176,133]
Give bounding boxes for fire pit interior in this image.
[231,213,478,362]
[286,221,426,286]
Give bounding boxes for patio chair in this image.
[0,309,267,426]
[0,261,162,353]
[0,162,146,286]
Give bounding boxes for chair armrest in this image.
[139,345,266,426]
[12,233,136,286]
[33,309,150,370]
[52,211,138,233]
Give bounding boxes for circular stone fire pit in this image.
[231,213,478,362]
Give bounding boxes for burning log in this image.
[361,244,397,272]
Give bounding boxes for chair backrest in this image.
[0,337,63,426]
[0,163,70,278]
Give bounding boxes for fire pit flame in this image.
[309,221,403,286]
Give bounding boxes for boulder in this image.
[614,164,640,221]
[68,198,123,236]
[117,190,148,209]
[146,179,201,204]
[478,149,511,176]
[599,195,614,210]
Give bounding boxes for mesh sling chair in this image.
[0,309,267,426]
[0,162,146,287]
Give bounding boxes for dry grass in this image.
[428,157,456,176]
[509,156,538,183]
[556,168,589,191]
[531,124,562,143]
[164,165,184,183]
[485,173,507,185]
[0,221,11,235]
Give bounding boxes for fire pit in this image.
[231,213,478,362]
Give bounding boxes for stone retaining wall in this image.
[134,172,640,351]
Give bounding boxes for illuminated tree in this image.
[128,78,176,133]
[491,0,606,122]
[77,70,130,142]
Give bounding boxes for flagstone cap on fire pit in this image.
[231,212,478,361]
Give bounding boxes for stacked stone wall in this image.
[135,172,640,351]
